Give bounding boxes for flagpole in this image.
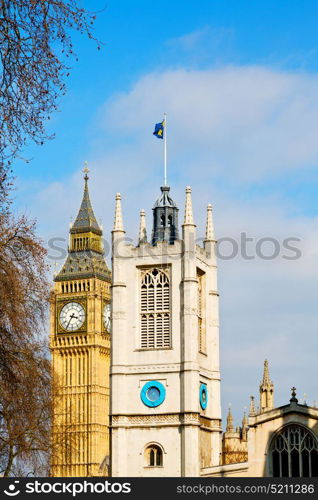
[164,112,167,186]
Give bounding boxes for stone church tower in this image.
[50,167,111,477]
[110,185,222,477]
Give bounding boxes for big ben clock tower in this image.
[50,165,111,477]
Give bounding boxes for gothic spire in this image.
[262,359,270,385]
[226,406,234,432]
[259,359,274,413]
[113,193,124,232]
[138,209,147,244]
[183,186,194,225]
[55,165,110,283]
[71,163,101,235]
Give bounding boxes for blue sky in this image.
[12,1,318,425]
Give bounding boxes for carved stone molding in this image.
[112,412,202,427]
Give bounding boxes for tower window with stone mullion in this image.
[197,268,206,353]
[140,268,171,349]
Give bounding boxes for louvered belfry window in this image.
[140,268,171,349]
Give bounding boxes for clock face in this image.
[140,381,166,408]
[103,303,111,332]
[199,383,208,410]
[59,302,85,332]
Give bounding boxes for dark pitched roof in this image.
[71,179,102,235]
[55,250,111,282]
[153,186,178,209]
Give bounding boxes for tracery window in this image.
[145,445,163,467]
[271,425,318,477]
[140,268,171,349]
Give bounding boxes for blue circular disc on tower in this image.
[200,383,208,410]
[141,381,166,408]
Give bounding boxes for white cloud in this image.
[20,65,318,425]
[102,66,318,181]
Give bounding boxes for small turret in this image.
[151,186,179,245]
[222,405,248,465]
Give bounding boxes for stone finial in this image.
[249,396,256,416]
[290,387,298,403]
[205,203,215,241]
[113,193,124,232]
[183,186,194,225]
[226,405,234,432]
[138,209,147,244]
[83,160,90,181]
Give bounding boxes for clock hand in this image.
[66,313,76,328]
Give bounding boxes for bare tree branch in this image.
[0,0,100,171]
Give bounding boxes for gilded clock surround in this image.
[56,298,87,334]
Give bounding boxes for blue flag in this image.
[153,120,165,139]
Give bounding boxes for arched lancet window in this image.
[168,214,172,227]
[160,214,166,227]
[145,445,163,467]
[140,268,171,349]
[270,424,318,477]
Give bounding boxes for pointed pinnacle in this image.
[262,359,270,384]
[226,405,234,432]
[205,203,215,241]
[184,186,195,225]
[242,412,248,427]
[249,396,256,416]
[138,209,147,244]
[113,193,124,232]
